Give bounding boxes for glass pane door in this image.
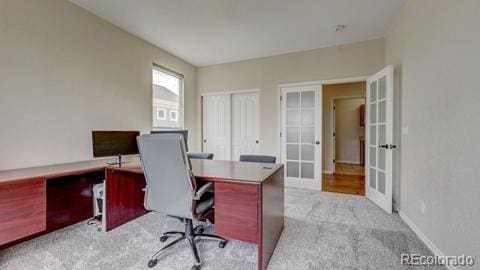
[282,85,322,190]
[366,65,394,213]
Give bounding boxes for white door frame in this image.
[201,89,260,160]
[330,95,366,173]
[276,76,369,162]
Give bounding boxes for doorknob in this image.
[256,140,259,144]
[203,139,206,143]
[314,141,320,145]
[379,144,396,149]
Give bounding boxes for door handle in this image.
[256,140,259,144]
[203,139,206,143]
[379,144,396,149]
[314,141,320,145]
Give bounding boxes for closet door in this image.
[202,94,231,160]
[231,92,260,161]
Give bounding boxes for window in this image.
[170,110,178,121]
[152,65,183,129]
[156,108,166,120]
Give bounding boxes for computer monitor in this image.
[92,131,140,166]
[151,129,188,151]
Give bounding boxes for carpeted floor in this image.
[0,189,437,270]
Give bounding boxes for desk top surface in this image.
[108,159,283,184]
[0,158,283,184]
[0,158,118,183]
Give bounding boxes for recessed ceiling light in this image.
[335,25,347,32]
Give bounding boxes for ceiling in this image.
[69,0,406,67]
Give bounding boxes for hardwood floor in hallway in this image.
[322,163,365,195]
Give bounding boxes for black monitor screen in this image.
[92,131,140,157]
[151,130,188,151]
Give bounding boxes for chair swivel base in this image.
[147,219,227,270]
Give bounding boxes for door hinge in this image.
[280,96,283,101]
[333,105,336,110]
[280,132,282,137]
[333,132,335,137]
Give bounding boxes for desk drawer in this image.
[214,182,259,244]
[0,178,46,245]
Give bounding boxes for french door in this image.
[366,65,394,213]
[281,85,322,190]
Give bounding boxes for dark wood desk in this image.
[105,159,285,270]
[0,159,112,248]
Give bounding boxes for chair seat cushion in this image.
[195,197,214,215]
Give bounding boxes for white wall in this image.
[386,0,480,262]
[197,39,385,159]
[334,98,365,164]
[0,0,197,170]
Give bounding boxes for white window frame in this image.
[152,64,184,129]
[170,110,178,121]
[156,108,166,120]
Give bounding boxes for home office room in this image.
[1,0,479,269]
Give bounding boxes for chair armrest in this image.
[193,182,213,200]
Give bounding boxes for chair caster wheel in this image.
[194,225,205,234]
[159,235,168,242]
[148,259,158,268]
[191,265,201,270]
[218,240,227,248]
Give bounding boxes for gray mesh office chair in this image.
[137,134,227,270]
[239,154,276,164]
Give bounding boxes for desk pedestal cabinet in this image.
[0,165,105,249]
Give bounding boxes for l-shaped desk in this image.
[0,158,284,270]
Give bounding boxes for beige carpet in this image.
[0,188,436,270]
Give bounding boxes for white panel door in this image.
[281,85,322,191]
[231,92,260,161]
[366,65,394,213]
[202,94,231,160]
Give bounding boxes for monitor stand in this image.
[106,154,129,167]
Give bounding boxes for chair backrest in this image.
[187,152,214,160]
[137,133,195,219]
[239,154,276,164]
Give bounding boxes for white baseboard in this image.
[335,160,361,165]
[398,211,454,269]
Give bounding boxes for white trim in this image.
[335,160,362,165]
[200,88,259,96]
[398,211,455,270]
[330,95,366,172]
[278,76,369,88]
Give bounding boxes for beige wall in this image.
[386,0,480,261]
[322,82,365,172]
[197,39,385,159]
[334,98,365,165]
[0,0,197,170]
